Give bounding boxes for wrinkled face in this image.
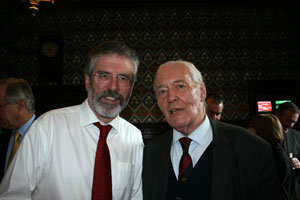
[277,110,299,133]
[154,63,206,135]
[85,54,134,123]
[0,85,19,130]
[206,98,224,121]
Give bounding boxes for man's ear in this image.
[17,99,27,111]
[200,84,206,102]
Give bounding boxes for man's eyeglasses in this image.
[91,72,133,86]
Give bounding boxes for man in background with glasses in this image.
[0,41,144,200]
[0,78,36,182]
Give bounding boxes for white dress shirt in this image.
[0,100,144,200]
[170,115,213,179]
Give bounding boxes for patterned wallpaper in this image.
[1,1,300,124]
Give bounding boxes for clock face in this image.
[41,41,58,58]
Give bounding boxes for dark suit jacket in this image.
[143,119,282,200]
[284,128,300,199]
[285,129,300,161]
[0,129,11,181]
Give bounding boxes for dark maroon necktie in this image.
[178,137,193,184]
[92,122,112,200]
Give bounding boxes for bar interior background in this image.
[1,0,300,141]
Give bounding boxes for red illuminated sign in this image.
[257,101,272,112]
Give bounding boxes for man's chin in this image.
[102,104,120,111]
[101,106,122,118]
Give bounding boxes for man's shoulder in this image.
[289,128,300,134]
[38,104,81,120]
[145,129,172,149]
[118,117,141,133]
[212,120,251,136]
[117,117,143,143]
[212,120,270,148]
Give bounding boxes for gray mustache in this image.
[98,90,124,103]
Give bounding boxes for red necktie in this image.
[178,137,193,184]
[92,122,112,200]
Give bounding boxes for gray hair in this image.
[85,40,139,82]
[0,78,35,113]
[157,60,204,88]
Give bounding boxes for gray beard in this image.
[88,88,128,119]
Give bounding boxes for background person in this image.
[0,78,35,181]
[142,60,281,200]
[205,93,224,121]
[0,41,144,200]
[249,113,297,200]
[275,102,300,199]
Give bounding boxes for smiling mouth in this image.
[105,96,118,101]
[102,96,120,104]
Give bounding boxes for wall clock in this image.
[38,35,63,85]
[41,41,58,58]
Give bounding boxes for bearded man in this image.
[0,41,144,200]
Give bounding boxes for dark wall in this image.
[1,1,300,126]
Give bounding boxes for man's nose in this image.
[167,88,178,103]
[107,77,119,91]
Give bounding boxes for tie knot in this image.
[94,122,112,141]
[179,137,192,151]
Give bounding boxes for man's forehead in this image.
[282,110,299,121]
[283,109,299,116]
[156,78,193,90]
[155,79,182,89]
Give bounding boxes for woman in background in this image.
[249,114,297,200]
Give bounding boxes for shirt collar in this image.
[172,115,212,146]
[80,99,120,133]
[15,114,36,137]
